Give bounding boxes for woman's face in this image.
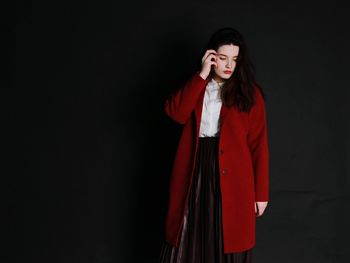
[212,44,239,82]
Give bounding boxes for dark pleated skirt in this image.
[159,136,253,263]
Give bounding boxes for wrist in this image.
[199,72,207,80]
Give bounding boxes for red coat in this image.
[163,72,270,253]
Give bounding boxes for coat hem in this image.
[223,241,256,254]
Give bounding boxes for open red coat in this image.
[163,72,269,253]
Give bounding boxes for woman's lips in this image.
[223,71,232,74]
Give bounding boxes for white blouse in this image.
[199,78,224,137]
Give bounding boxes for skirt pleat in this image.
[159,136,253,263]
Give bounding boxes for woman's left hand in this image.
[255,201,268,217]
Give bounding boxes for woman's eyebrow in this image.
[217,53,238,58]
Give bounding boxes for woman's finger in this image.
[202,50,217,63]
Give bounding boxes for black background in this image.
[7,0,350,262]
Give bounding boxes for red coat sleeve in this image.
[164,72,209,124]
[247,87,270,202]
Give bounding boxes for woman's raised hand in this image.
[199,49,218,80]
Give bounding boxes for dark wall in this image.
[7,0,350,262]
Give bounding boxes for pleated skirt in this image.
[159,136,253,263]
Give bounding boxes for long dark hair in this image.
[199,27,265,113]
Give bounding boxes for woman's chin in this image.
[213,72,233,81]
[219,74,232,79]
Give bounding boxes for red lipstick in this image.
[223,70,232,74]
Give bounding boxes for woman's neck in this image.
[212,75,225,84]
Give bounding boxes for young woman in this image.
[159,27,269,263]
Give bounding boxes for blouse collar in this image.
[208,78,224,90]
